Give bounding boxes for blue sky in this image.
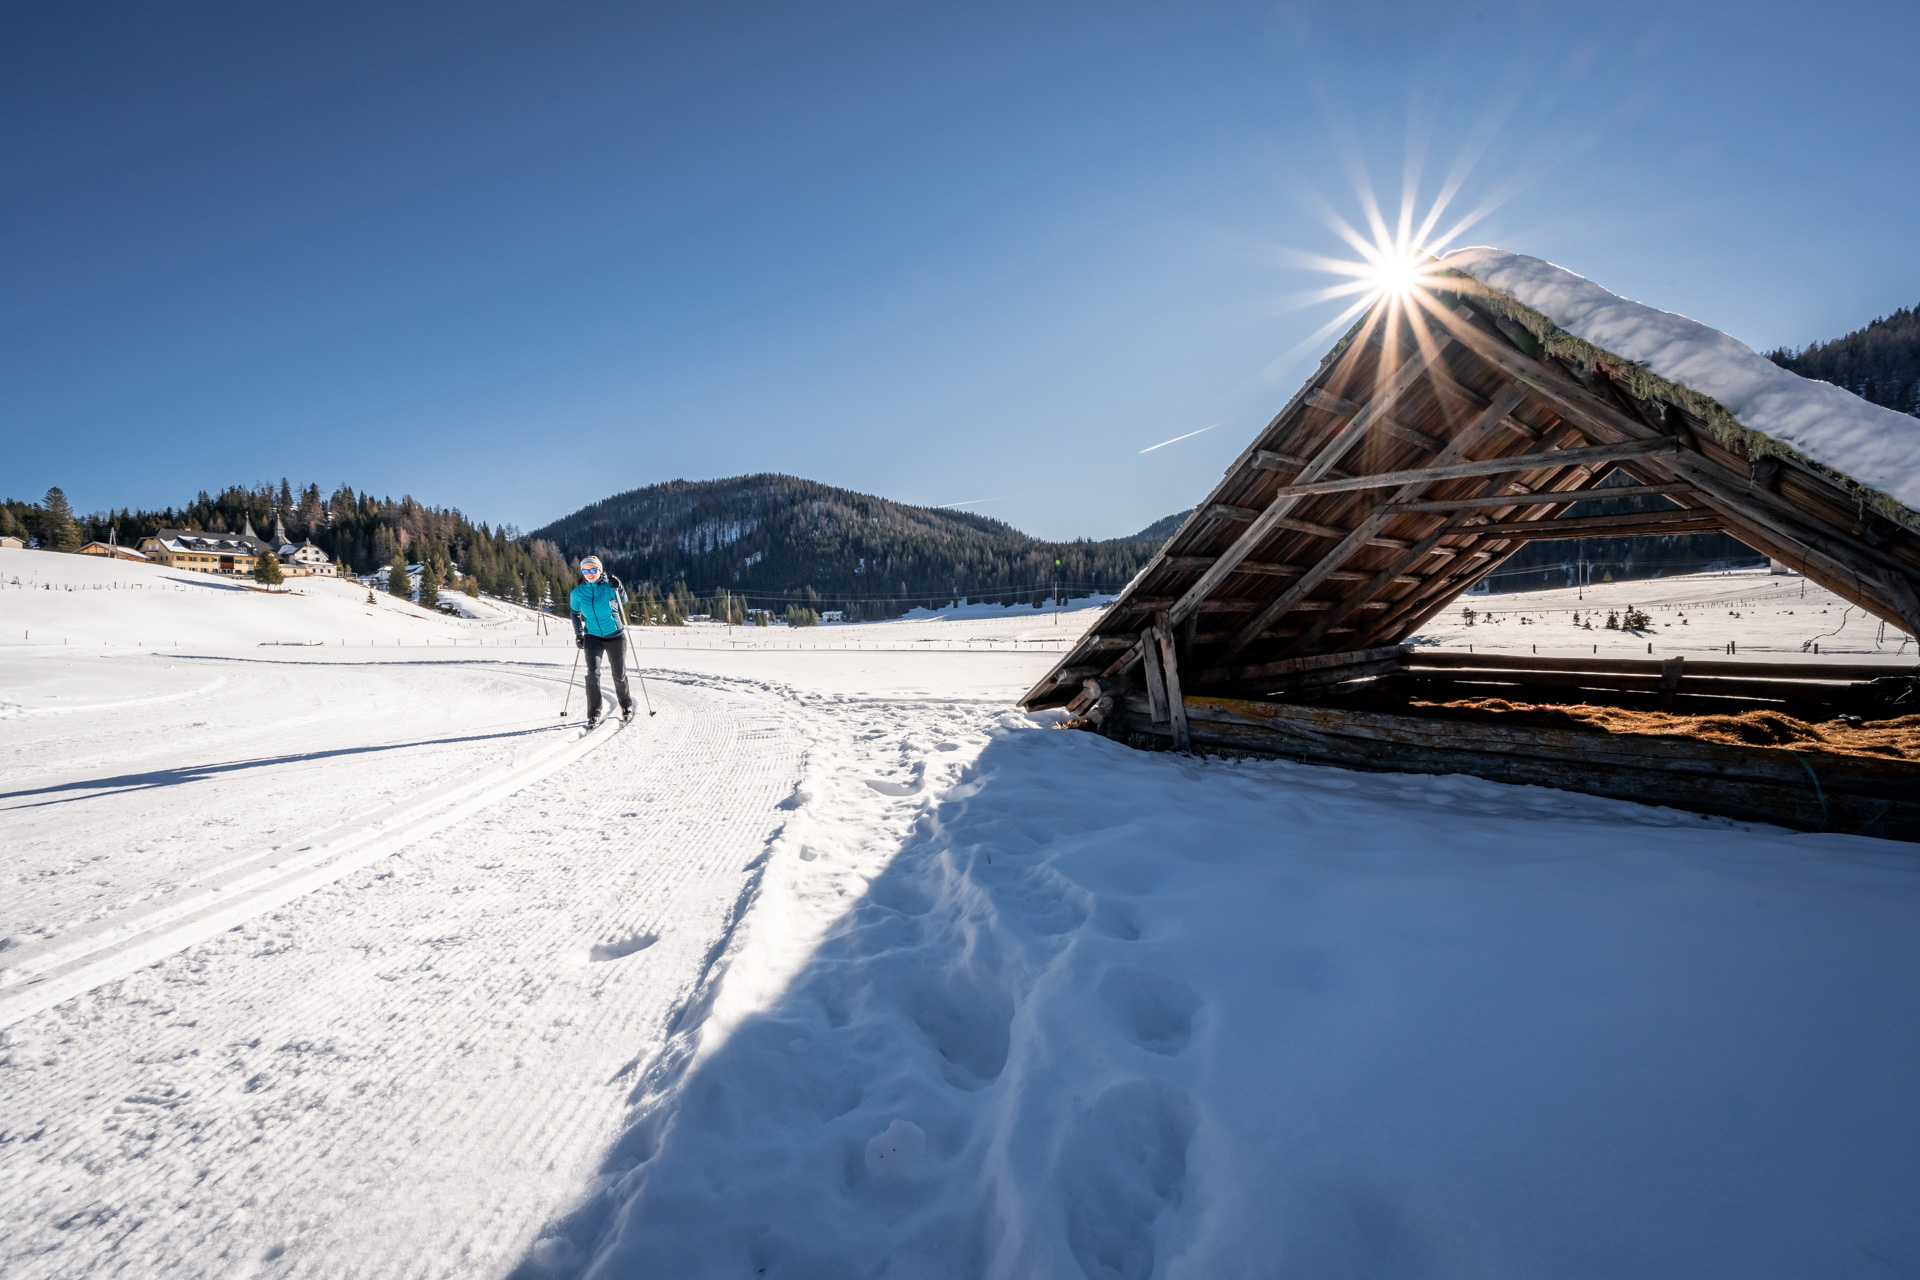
[5,1,1917,539]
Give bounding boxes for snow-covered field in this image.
[4,548,1918,1278]
[1433,566,1916,661]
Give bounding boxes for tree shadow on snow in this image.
[0,724,571,810]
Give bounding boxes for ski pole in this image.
[560,644,580,718]
[611,575,656,716]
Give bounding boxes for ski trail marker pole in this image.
[610,574,656,716]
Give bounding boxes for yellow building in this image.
[139,517,270,576]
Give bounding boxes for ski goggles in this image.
[581,565,602,577]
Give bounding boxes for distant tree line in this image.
[1,480,580,613]
[1768,302,1920,417]
[532,473,1162,621]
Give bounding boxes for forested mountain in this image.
[2,481,580,611]
[1128,509,1191,543]
[1768,302,1920,416]
[531,474,1162,620]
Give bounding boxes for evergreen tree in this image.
[253,552,284,586]
[40,486,82,552]
[418,555,442,609]
[463,574,479,598]
[388,549,412,599]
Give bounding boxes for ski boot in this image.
[620,703,635,724]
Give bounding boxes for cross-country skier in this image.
[569,556,634,727]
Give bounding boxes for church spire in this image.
[242,514,258,540]
[273,510,288,544]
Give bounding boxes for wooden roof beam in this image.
[1292,424,1593,651]
[1214,382,1534,659]
[1253,437,1677,503]
[1168,322,1458,625]
[1387,481,1696,512]
[1308,388,1447,454]
[1250,450,1354,480]
[1477,508,1722,540]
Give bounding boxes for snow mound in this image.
[1442,247,1920,514]
[523,706,1920,1278]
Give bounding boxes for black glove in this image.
[575,636,584,650]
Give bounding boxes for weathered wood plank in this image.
[1218,384,1533,659]
[1281,394,1561,654]
[1169,329,1456,625]
[1163,556,1304,577]
[1203,502,1262,522]
[1258,437,1677,501]
[1154,612,1190,751]
[1393,669,1875,704]
[1391,481,1697,512]
[1194,643,1412,688]
[1109,696,1919,840]
[1125,693,1918,791]
[1140,625,1171,724]
[1475,511,1722,540]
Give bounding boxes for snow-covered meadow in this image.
[4,547,1918,1278]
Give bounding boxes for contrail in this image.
[932,496,1011,509]
[1139,423,1221,454]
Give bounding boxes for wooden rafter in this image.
[1020,280,1920,714]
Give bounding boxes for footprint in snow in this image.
[1059,1079,1196,1280]
[1099,967,1202,1056]
[588,931,659,962]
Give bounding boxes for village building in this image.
[269,513,337,576]
[1026,248,1920,841]
[138,517,270,576]
[77,539,150,563]
[0,535,25,549]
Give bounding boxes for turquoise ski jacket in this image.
[569,580,628,639]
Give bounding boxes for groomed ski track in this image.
[0,668,805,1279]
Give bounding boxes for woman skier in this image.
[569,556,634,727]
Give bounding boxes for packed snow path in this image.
[0,666,804,1278]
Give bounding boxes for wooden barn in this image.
[1022,250,1920,841]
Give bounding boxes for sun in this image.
[1365,249,1430,300]
[1266,162,1507,371]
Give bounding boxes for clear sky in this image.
[5,1,1916,539]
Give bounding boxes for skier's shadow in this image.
[0,724,570,810]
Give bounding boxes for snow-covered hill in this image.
[1,546,544,655]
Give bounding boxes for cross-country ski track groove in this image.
[0,713,623,1028]
[0,674,806,1279]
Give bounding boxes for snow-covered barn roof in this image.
[1441,248,1920,519]
[1022,251,1920,711]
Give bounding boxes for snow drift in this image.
[522,708,1920,1279]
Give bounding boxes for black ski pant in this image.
[582,632,631,720]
